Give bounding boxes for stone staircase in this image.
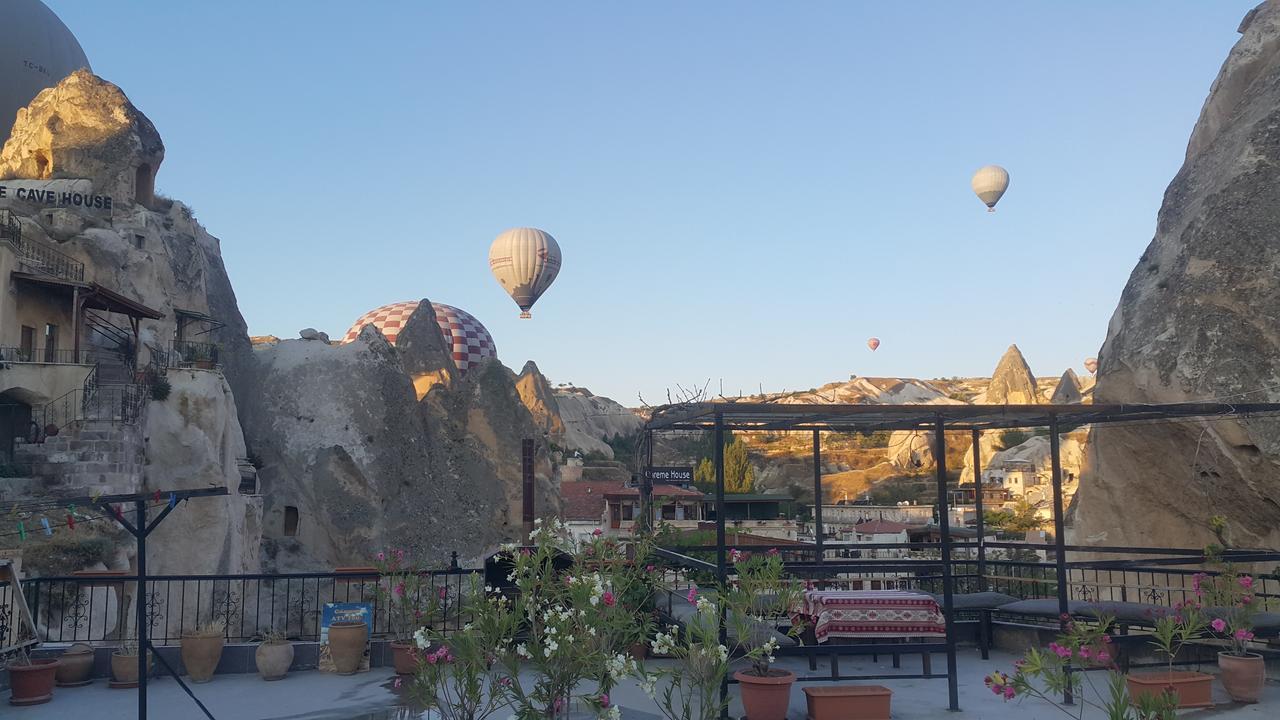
[11,421,144,491]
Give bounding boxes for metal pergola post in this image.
[639,430,654,534]
[812,429,823,568]
[1049,415,1072,705]
[972,428,986,593]
[934,418,960,712]
[714,414,729,719]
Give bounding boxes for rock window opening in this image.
[19,326,35,362]
[134,235,145,249]
[283,506,299,537]
[134,163,154,205]
[43,324,58,360]
[34,150,51,179]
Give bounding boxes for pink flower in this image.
[499,677,512,687]
[520,548,531,556]
[554,698,565,712]
[687,587,698,603]
[1192,573,1206,594]
[646,564,655,572]
[1239,576,1254,590]
[766,548,779,556]
[393,581,405,597]
[1234,629,1255,642]
[1079,646,1092,659]
[1096,650,1111,663]
[376,551,386,561]
[393,676,403,689]
[1003,686,1015,700]
[592,528,603,537]
[1101,634,1111,644]
[1211,618,1228,633]
[599,693,610,708]
[603,591,616,607]
[1243,595,1254,604]
[729,549,742,563]
[1048,642,1071,659]
[438,586,448,599]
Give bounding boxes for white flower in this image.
[696,596,715,614]
[639,674,658,698]
[605,706,621,720]
[413,628,431,651]
[717,645,729,662]
[516,643,530,659]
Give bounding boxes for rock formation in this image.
[1,70,163,205]
[516,361,565,439]
[552,386,644,459]
[985,345,1040,404]
[888,430,934,470]
[1050,369,1084,405]
[1073,2,1280,549]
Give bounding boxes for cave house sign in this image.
[0,182,114,212]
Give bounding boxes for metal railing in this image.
[165,340,221,369]
[21,562,482,646]
[0,217,85,283]
[0,347,92,364]
[31,363,150,433]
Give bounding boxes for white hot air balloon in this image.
[1084,357,1098,374]
[971,165,1010,212]
[489,227,562,318]
[0,0,90,139]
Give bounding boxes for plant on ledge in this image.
[721,548,806,720]
[1199,516,1266,703]
[985,614,1177,720]
[371,548,440,675]
[644,587,730,720]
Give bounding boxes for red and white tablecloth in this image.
[798,590,947,644]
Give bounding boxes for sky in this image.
[47,1,1258,404]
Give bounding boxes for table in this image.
[798,589,946,644]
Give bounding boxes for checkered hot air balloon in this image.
[341,301,495,374]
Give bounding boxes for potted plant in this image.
[1197,522,1265,703]
[645,589,731,720]
[987,615,1178,720]
[328,620,368,675]
[255,627,294,681]
[5,650,60,706]
[723,548,806,720]
[110,641,150,688]
[371,548,439,675]
[406,575,517,720]
[180,620,226,683]
[1125,602,1212,708]
[55,643,95,687]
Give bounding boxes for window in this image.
[134,235,145,249]
[283,506,299,537]
[621,504,635,521]
[135,164,154,205]
[661,504,675,520]
[19,326,35,362]
[44,324,58,360]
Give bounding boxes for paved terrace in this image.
[13,651,1278,720]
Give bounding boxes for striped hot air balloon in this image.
[971,165,1010,212]
[488,227,562,318]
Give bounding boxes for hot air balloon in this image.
[342,300,495,374]
[0,0,91,139]
[1084,357,1098,374]
[488,227,562,318]
[867,337,880,352]
[971,165,1010,212]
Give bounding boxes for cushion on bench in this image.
[937,592,1020,610]
[1077,602,1167,624]
[996,599,1089,617]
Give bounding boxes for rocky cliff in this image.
[551,386,644,459]
[1073,1,1280,549]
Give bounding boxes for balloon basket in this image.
[519,311,532,319]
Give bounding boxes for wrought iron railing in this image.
[21,561,482,646]
[0,347,92,364]
[165,340,221,369]
[0,220,85,283]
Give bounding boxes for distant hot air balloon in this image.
[867,337,880,352]
[488,227,562,318]
[971,165,1010,212]
[1084,357,1098,374]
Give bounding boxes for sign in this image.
[0,179,113,213]
[319,602,371,673]
[645,466,694,485]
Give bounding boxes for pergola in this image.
[641,401,1280,711]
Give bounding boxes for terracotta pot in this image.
[110,652,152,688]
[56,644,95,687]
[1218,652,1265,703]
[328,621,368,675]
[8,658,60,706]
[181,633,225,683]
[628,642,648,661]
[803,685,892,720]
[1125,670,1213,709]
[735,668,795,720]
[390,640,418,675]
[255,642,295,681]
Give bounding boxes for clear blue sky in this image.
[48,1,1256,404]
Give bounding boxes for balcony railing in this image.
[12,562,481,646]
[0,216,85,283]
[164,340,221,369]
[0,347,92,364]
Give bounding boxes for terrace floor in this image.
[14,649,1279,719]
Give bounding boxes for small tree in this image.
[692,439,754,493]
[985,499,1041,532]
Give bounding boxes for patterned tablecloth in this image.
[798,590,947,644]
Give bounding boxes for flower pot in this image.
[628,642,649,661]
[8,658,60,706]
[56,643,95,687]
[1218,652,1265,703]
[181,633,225,682]
[328,621,368,675]
[110,652,152,688]
[1125,670,1213,709]
[735,668,795,720]
[390,640,418,675]
[804,685,892,720]
[255,642,295,681]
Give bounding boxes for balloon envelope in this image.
[971,165,1010,211]
[867,338,880,351]
[0,0,91,139]
[489,227,562,318]
[1084,357,1098,373]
